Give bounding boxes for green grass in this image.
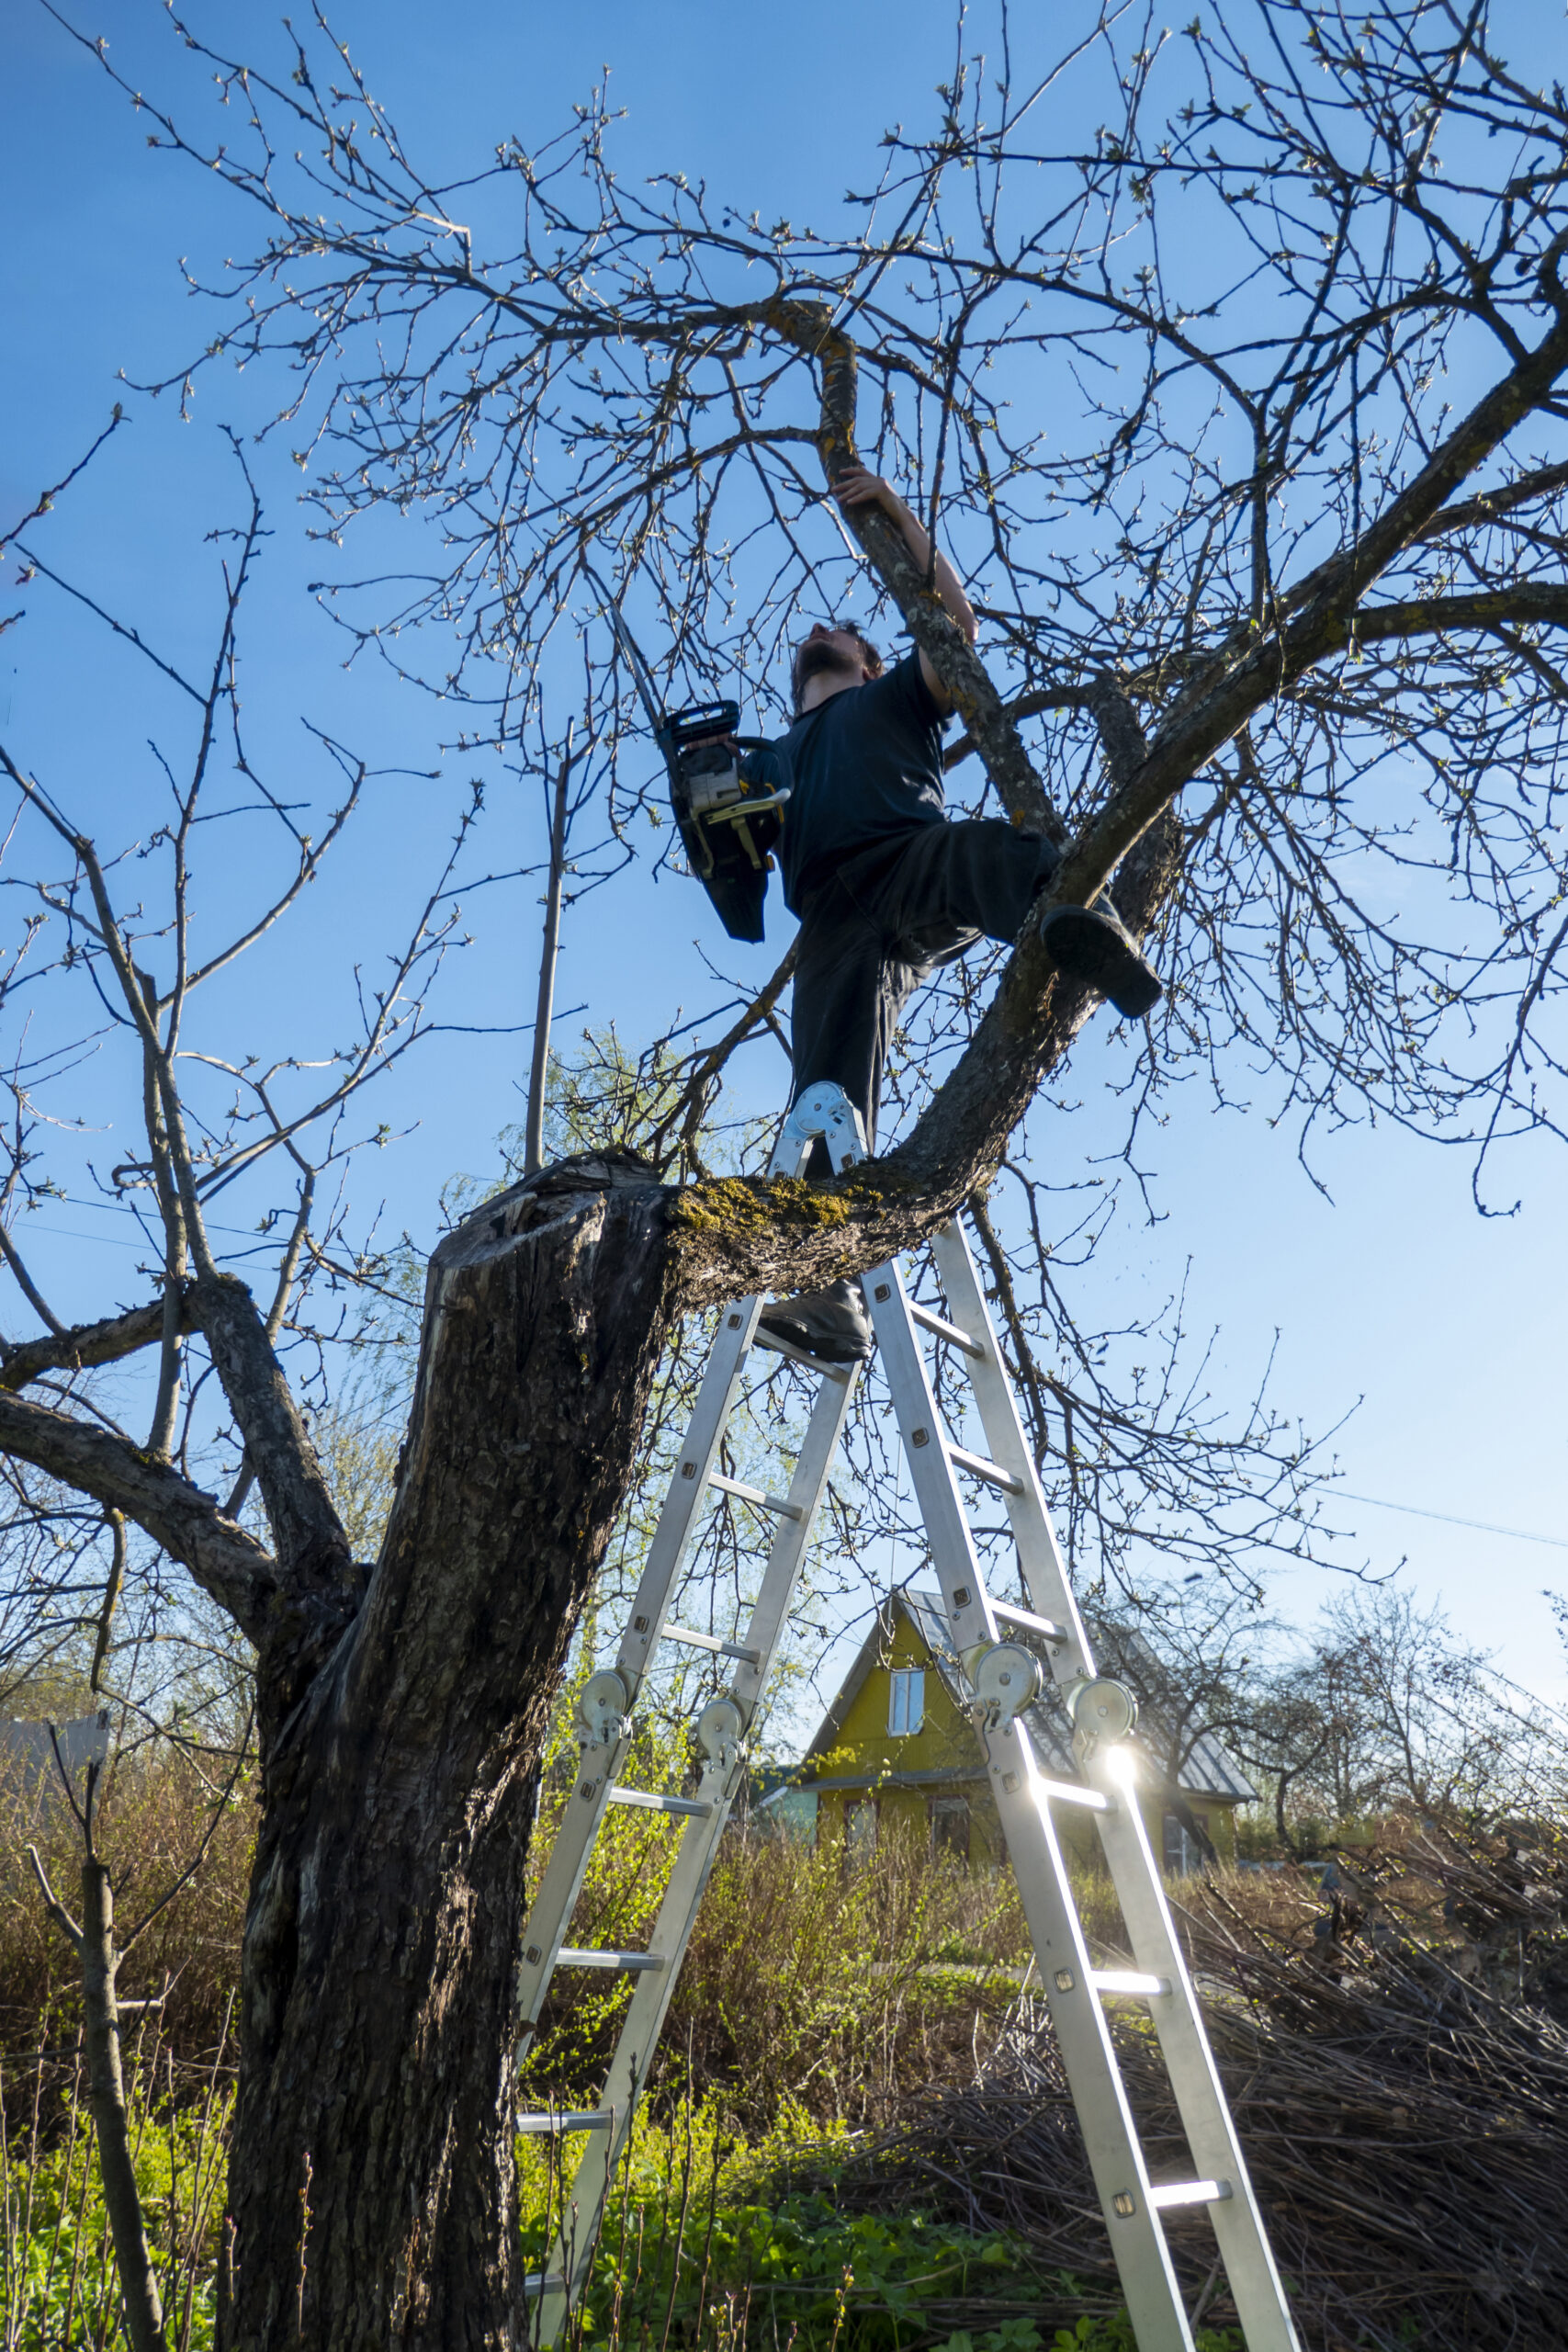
[5,2077,1212,2352]
[520,2096,1238,2352]
[1,2072,228,2351]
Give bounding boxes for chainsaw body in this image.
[660,700,789,944]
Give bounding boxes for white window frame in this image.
[887,1667,925,1736]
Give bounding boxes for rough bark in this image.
[0,1296,182,1392]
[222,1159,676,2351]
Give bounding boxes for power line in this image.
[1334,1489,1568,1553]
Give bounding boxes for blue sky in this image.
[3,0,1565,1708]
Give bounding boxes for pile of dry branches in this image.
[827,1825,1568,2351]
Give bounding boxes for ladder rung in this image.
[1033,1775,1112,1813]
[517,2109,614,2132]
[524,2275,566,2298]
[1090,1970,1169,1997]
[1149,2178,1233,2211]
[662,1622,762,1664]
[557,1947,665,1973]
[607,1786,714,1818]
[945,1441,1024,1495]
[708,1471,802,1521]
[753,1326,852,1380]
[992,1599,1067,1644]
[908,1299,985,1358]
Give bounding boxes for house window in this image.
[930,1795,970,1863]
[845,1798,877,1861]
[1163,1812,1203,1879]
[888,1668,925,1736]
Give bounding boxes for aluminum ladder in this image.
[516,1081,1301,2352]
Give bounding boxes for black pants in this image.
[789,820,1058,1161]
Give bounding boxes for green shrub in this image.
[1,2053,230,2350]
[1,2072,1180,2352]
[521,2097,1180,2352]
[522,1795,1036,2128]
[0,1752,254,2075]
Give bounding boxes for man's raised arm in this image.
[833,469,977,706]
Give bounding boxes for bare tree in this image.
[1260,1587,1563,1835]
[2,2,1567,2340]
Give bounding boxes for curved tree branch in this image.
[0,1298,184,1393]
[0,1385,275,1641]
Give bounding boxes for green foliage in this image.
[1,2070,229,2351]
[517,2098,1176,2352]
[521,1801,1032,2131]
[2,2076,1190,2352]
[0,1763,253,2070]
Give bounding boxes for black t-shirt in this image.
[775,651,950,915]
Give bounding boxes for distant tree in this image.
[1091,1584,1277,1862]
[1273,1587,1562,1832]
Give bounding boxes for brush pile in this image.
[824,1819,1568,2351]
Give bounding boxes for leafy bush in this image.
[521,1784,1036,2128]
[2,2071,1183,2352]
[521,2097,1200,2352]
[1,2049,231,2351]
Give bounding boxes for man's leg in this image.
[882,820,1163,1016]
[760,870,928,1364]
[784,874,896,1157]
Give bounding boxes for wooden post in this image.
[524,724,575,1178]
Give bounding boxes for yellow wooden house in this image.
[763,1583,1254,1874]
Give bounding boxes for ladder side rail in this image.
[930,1221,1098,1680]
[871,1256,1194,2346]
[608,1082,829,1700]
[520,1097,855,2083]
[940,1216,1301,2348]
[863,1256,1000,1656]
[517,1298,765,2044]
[880,1235,1297,2350]
[1086,1757,1303,2352]
[984,1724,1197,2352]
[534,1751,733,2343]
[536,1356,863,2342]
[516,1724,634,2052]
[614,1295,766,1694]
[532,1755,735,2347]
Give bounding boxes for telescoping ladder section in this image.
[516,1082,1302,2352]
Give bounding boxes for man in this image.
[759,466,1162,1364]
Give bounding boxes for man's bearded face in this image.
[794,626,869,703]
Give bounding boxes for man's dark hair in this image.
[790,622,884,716]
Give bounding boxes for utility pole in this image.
[524,722,574,1178]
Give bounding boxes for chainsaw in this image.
[601,585,788,944]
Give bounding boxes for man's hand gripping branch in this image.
[832,468,978,706]
[830,466,1164,1033]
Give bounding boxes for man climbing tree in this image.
[6,5,1568,2343]
[762,464,1161,1363]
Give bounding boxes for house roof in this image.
[803,1583,1256,1804]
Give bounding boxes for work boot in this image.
[1037,901,1163,1019]
[758,1278,874,1365]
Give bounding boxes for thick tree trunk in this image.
[221,1160,677,2351]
